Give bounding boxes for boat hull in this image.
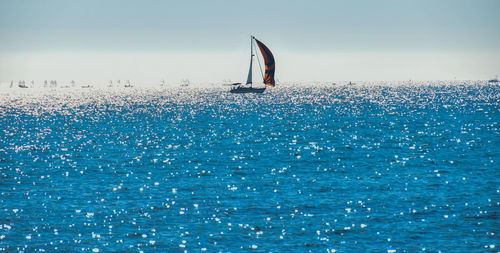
[230,87,266,94]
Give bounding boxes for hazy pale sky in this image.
[1,0,499,84]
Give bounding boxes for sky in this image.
[1,0,499,84]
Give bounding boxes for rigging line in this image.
[253,39,265,81]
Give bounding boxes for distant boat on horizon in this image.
[61,80,75,88]
[180,79,190,87]
[18,80,28,88]
[488,75,498,83]
[230,36,276,94]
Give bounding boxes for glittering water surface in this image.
[1,82,499,252]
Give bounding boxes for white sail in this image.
[246,37,253,85]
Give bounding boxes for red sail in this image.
[255,38,276,87]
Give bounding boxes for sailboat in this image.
[125,80,133,87]
[18,80,28,88]
[180,79,190,87]
[230,36,276,93]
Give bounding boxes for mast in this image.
[245,36,254,86]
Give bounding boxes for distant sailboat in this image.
[18,80,28,88]
[230,36,276,93]
[180,79,190,87]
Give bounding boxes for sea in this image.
[0,82,499,252]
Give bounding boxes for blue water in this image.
[1,83,499,252]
